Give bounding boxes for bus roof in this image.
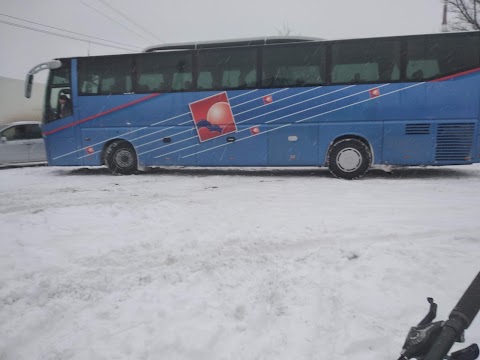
[142,32,480,53]
[143,36,324,52]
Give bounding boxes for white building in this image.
[0,76,45,125]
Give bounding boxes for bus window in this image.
[78,56,133,95]
[81,75,99,94]
[222,69,241,88]
[332,63,379,83]
[221,68,256,88]
[243,69,257,87]
[197,47,257,90]
[51,67,70,86]
[406,35,480,81]
[137,73,164,92]
[197,71,213,89]
[436,35,480,74]
[172,72,193,91]
[406,60,439,80]
[135,52,192,92]
[262,44,325,87]
[406,38,440,81]
[331,39,401,84]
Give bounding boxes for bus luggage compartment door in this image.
[383,121,435,165]
[268,124,319,166]
[196,125,268,166]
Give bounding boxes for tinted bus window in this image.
[262,44,325,87]
[78,56,133,95]
[331,39,401,83]
[406,34,480,81]
[135,52,193,92]
[196,48,257,90]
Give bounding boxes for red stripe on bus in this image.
[43,93,162,136]
[431,67,480,82]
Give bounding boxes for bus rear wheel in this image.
[104,140,138,175]
[327,138,371,180]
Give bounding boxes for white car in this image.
[0,121,47,166]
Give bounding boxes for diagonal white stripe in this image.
[145,88,322,156]
[181,83,424,159]
[234,87,317,116]
[155,85,373,159]
[133,126,189,147]
[231,88,289,109]
[75,89,291,160]
[233,83,426,142]
[150,86,353,158]
[228,89,258,100]
[137,129,197,155]
[235,85,353,124]
[56,111,194,160]
[152,144,197,158]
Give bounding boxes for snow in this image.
[0,165,479,359]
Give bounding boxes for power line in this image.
[79,0,153,44]
[96,0,163,43]
[0,13,142,51]
[0,19,138,52]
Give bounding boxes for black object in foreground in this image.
[398,271,480,360]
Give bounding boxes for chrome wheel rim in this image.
[115,149,134,168]
[336,148,362,172]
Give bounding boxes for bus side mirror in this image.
[24,60,62,99]
[25,74,34,98]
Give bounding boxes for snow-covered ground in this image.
[1,165,479,360]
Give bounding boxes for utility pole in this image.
[475,1,477,27]
[441,0,448,32]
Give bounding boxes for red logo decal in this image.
[369,88,380,98]
[250,126,260,135]
[263,95,273,104]
[189,93,237,142]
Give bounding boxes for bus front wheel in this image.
[327,138,371,180]
[104,140,138,175]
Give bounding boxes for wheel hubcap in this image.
[336,148,362,172]
[115,149,134,168]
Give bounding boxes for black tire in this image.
[327,138,371,180]
[104,140,138,175]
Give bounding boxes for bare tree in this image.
[445,0,480,31]
[276,22,297,36]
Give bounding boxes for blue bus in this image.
[25,31,480,179]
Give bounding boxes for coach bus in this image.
[25,31,480,179]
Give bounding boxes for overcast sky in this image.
[1,0,443,81]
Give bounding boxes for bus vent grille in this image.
[405,124,431,135]
[435,123,475,162]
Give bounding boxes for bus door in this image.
[268,124,319,165]
[45,88,74,123]
[42,60,78,165]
